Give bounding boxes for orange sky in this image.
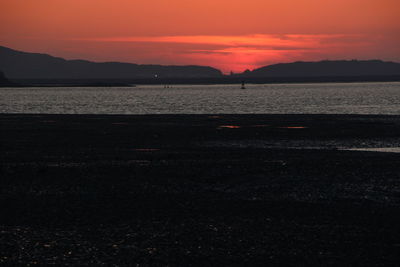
[1,0,399,73]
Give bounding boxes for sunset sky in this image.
[1,0,399,73]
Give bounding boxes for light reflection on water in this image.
[278,126,307,129]
[1,82,400,114]
[341,147,400,153]
[218,125,242,129]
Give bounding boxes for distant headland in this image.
[1,45,400,86]
[239,60,400,77]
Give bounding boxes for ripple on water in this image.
[341,147,400,153]
[1,82,400,114]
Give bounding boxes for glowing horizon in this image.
[1,0,399,73]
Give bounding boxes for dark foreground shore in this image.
[1,114,400,266]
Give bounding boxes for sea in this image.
[1,82,400,114]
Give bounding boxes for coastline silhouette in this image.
[1,46,400,82]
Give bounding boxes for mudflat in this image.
[1,114,400,265]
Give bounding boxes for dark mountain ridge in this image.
[1,45,400,83]
[0,46,223,79]
[241,60,400,77]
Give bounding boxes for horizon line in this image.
[1,45,399,75]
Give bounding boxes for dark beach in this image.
[1,114,399,266]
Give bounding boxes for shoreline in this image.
[4,75,400,87]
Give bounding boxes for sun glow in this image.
[1,0,399,72]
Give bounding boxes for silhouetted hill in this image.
[2,45,400,84]
[0,46,223,79]
[241,60,400,77]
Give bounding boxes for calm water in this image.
[1,82,400,114]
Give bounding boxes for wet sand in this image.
[1,114,400,265]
